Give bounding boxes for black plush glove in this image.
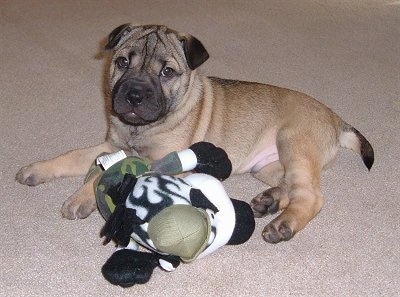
[189,142,232,180]
[100,205,144,246]
[106,174,138,205]
[101,174,144,246]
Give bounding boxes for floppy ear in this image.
[105,23,132,50]
[178,34,209,70]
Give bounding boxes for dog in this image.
[16,24,374,243]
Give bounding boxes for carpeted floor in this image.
[1,1,399,296]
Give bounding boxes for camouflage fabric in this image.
[85,155,151,221]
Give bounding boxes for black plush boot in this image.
[101,249,159,287]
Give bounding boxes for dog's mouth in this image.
[119,111,137,120]
[117,109,160,125]
[118,112,149,125]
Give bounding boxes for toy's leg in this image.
[102,249,159,287]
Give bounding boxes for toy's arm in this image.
[189,142,232,180]
[151,142,232,180]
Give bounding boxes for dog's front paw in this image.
[61,182,97,219]
[16,163,53,186]
[262,221,294,244]
[61,196,97,220]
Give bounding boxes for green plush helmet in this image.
[147,204,211,262]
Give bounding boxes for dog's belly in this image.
[238,145,279,173]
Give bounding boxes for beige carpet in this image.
[1,1,399,296]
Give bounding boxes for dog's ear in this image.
[178,34,209,70]
[105,23,132,50]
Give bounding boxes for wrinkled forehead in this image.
[116,26,187,70]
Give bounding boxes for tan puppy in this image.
[16,24,374,243]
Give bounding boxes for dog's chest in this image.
[127,134,187,161]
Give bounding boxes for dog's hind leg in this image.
[260,158,324,243]
[251,126,338,243]
[251,161,289,217]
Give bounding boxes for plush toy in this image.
[91,142,255,287]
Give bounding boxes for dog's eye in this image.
[160,67,175,78]
[115,57,129,69]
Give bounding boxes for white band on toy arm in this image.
[177,149,198,172]
[96,150,127,170]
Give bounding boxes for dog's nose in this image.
[126,84,155,106]
[127,86,143,105]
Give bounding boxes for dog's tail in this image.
[339,123,374,170]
